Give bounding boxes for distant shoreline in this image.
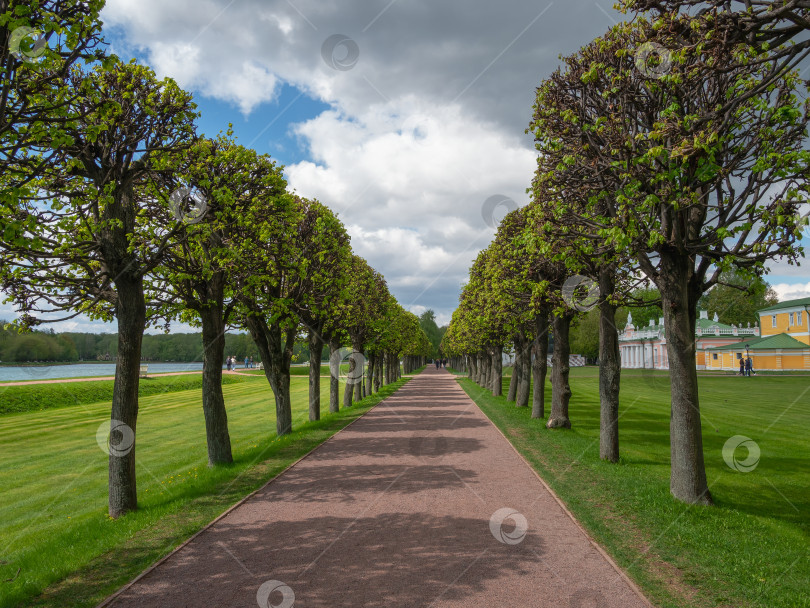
[0,360,204,367]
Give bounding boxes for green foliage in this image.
[615,287,663,330]
[0,324,266,363]
[697,270,778,326]
[0,323,77,362]
[460,370,810,608]
[0,375,409,607]
[418,310,445,356]
[569,309,599,359]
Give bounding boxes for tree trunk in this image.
[328,338,340,413]
[374,350,383,390]
[353,342,363,402]
[482,353,491,388]
[547,313,572,429]
[491,347,503,396]
[108,273,146,518]
[598,269,620,463]
[246,316,293,436]
[507,344,518,401]
[660,250,712,505]
[532,311,549,419]
[366,351,375,395]
[199,297,233,466]
[308,330,324,421]
[516,337,530,408]
[343,369,354,407]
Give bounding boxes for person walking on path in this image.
[745,357,753,377]
[739,357,745,376]
[100,365,652,608]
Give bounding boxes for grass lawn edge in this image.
[456,376,656,608]
[95,377,411,608]
[19,376,411,608]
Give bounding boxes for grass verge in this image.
[0,375,408,608]
[457,368,808,608]
[0,373,250,415]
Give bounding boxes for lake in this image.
[0,362,205,382]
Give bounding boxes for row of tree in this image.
[0,1,431,517]
[443,1,810,506]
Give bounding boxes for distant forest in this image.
[0,322,316,364]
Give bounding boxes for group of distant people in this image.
[225,355,255,371]
[434,358,447,369]
[739,356,756,377]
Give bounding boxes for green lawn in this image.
[0,373,250,415]
[0,374,407,608]
[457,367,809,608]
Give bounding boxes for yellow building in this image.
[703,297,810,372]
[758,297,810,345]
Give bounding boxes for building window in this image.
[713,353,718,360]
[772,315,777,327]
[789,312,794,326]
[800,312,804,326]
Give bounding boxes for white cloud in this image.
[88,0,659,322]
[771,281,810,301]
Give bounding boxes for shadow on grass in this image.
[21,380,409,608]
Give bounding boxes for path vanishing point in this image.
[100,366,652,608]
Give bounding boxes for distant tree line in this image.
[418,310,447,358]
[0,322,325,364]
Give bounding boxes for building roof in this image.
[758,297,810,313]
[696,317,733,332]
[709,333,809,351]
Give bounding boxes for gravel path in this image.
[100,366,652,608]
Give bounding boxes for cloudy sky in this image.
[3,0,809,333]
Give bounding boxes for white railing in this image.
[619,329,661,341]
[620,326,760,342]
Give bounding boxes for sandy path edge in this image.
[456,376,653,607]
[94,381,405,608]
